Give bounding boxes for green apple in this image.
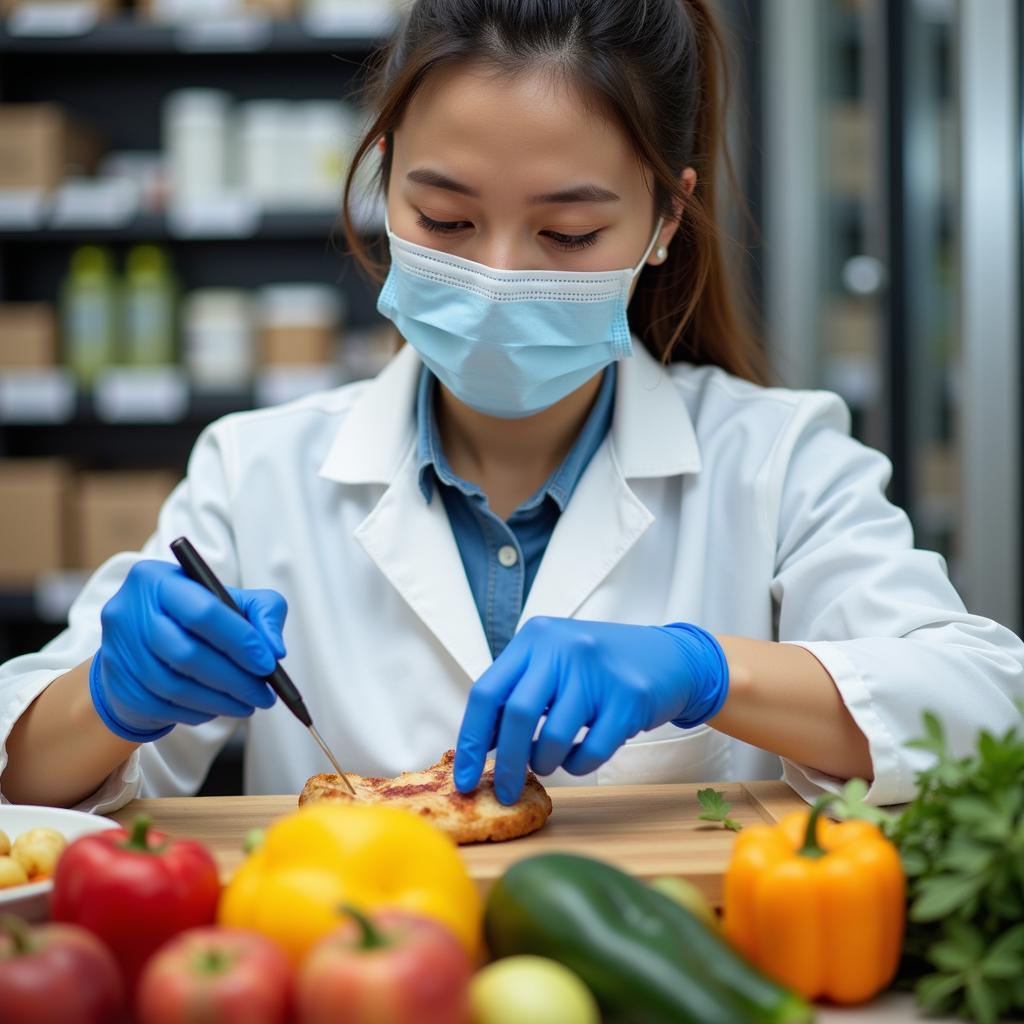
[649,875,719,929]
[470,955,599,1024]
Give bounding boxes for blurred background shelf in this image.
[0,590,47,624]
[0,572,89,625]
[0,13,395,52]
[0,208,376,241]
[0,0,401,793]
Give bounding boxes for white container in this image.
[182,289,254,391]
[238,100,291,206]
[302,0,400,38]
[0,805,120,923]
[148,0,242,22]
[164,89,234,201]
[292,101,355,206]
[257,283,344,330]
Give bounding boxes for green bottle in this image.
[62,245,118,387]
[122,245,177,367]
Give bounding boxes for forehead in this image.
[394,62,647,196]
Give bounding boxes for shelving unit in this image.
[0,7,394,792]
[0,209,359,241]
[0,12,394,53]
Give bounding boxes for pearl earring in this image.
[655,246,668,263]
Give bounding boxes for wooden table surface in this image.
[110,782,1008,1024]
[112,779,806,902]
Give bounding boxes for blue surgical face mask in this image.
[377,210,664,419]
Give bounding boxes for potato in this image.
[11,827,67,879]
[0,828,10,857]
[0,854,29,889]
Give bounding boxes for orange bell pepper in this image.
[723,794,905,1005]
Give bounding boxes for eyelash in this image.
[415,212,601,251]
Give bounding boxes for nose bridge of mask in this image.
[384,207,664,281]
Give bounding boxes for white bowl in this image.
[0,805,121,922]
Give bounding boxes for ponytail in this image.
[629,0,771,383]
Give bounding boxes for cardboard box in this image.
[0,105,103,193]
[261,325,336,366]
[74,471,178,570]
[135,0,295,19]
[0,304,58,368]
[0,460,71,587]
[245,0,296,16]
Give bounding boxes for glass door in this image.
[762,0,1022,632]
[897,0,959,581]
[957,0,1021,630]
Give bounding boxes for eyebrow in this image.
[406,167,620,204]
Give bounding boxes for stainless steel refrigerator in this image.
[751,0,1021,634]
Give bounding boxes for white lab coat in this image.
[2,340,1022,812]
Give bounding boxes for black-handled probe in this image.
[170,536,356,796]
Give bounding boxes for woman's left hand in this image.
[454,616,731,805]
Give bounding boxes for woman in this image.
[2,0,1021,812]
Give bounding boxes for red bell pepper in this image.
[51,815,220,996]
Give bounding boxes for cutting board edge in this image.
[742,779,810,823]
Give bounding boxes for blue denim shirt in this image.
[416,364,617,660]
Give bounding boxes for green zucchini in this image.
[484,852,815,1024]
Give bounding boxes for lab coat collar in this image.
[319,342,420,485]
[318,338,702,485]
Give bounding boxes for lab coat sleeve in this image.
[766,392,1024,806]
[0,419,245,812]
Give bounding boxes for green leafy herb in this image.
[828,777,900,829]
[697,788,742,832]
[884,706,1024,1023]
[243,827,265,855]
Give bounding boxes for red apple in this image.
[0,914,126,1024]
[296,906,473,1024]
[136,925,293,1024]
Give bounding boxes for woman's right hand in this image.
[89,560,287,743]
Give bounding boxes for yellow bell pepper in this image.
[723,794,904,1005]
[218,802,481,966]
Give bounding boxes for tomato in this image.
[0,915,126,1024]
[136,926,293,1024]
[296,907,472,1024]
[51,814,220,996]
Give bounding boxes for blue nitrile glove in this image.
[89,559,287,743]
[454,617,730,805]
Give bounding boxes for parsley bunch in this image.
[839,710,1024,1023]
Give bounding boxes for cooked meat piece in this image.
[299,749,552,844]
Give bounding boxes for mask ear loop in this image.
[632,216,665,278]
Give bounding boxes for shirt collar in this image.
[318,339,701,486]
[415,363,617,512]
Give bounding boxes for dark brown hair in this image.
[340,0,770,385]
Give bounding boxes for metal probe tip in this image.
[308,725,357,797]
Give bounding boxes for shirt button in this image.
[498,545,519,568]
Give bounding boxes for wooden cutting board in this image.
[111,781,807,904]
